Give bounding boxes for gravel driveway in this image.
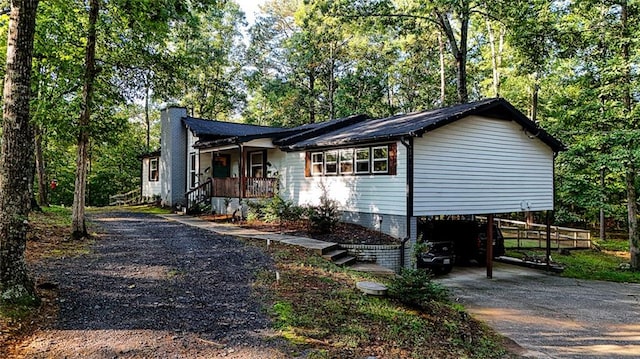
[437,263,640,359]
[15,211,290,358]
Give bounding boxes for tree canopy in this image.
[0,0,638,264]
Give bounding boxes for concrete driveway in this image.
[436,263,640,359]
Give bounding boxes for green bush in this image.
[247,196,304,222]
[388,268,449,308]
[307,194,340,233]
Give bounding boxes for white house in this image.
[141,98,564,269]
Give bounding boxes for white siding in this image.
[413,115,555,215]
[273,142,407,216]
[141,157,161,199]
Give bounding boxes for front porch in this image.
[185,177,277,213]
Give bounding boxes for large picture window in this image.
[306,144,395,177]
[149,158,159,182]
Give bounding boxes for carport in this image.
[404,100,565,278]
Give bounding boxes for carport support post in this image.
[546,210,551,268]
[486,214,494,279]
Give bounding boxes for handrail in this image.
[185,178,213,214]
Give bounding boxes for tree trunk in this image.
[531,75,539,123]
[35,125,48,207]
[328,43,336,120]
[0,0,40,304]
[308,69,316,124]
[438,32,445,105]
[620,2,639,269]
[436,7,469,104]
[486,18,504,98]
[71,0,98,240]
[145,73,150,151]
[626,166,640,268]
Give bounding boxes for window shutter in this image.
[305,152,311,177]
[389,143,397,175]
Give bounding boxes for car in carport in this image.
[416,219,505,274]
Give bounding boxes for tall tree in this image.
[0,0,40,303]
[71,0,98,239]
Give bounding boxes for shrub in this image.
[307,194,340,233]
[388,268,449,308]
[247,196,304,223]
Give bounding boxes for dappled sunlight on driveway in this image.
[438,264,640,358]
[469,307,585,330]
[548,344,640,357]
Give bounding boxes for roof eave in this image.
[280,134,405,152]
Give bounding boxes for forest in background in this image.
[6,0,639,234]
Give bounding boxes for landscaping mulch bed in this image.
[199,214,401,245]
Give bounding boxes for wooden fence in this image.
[108,189,140,206]
[493,218,592,249]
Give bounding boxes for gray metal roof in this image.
[280,98,565,152]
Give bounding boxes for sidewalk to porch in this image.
[159,213,395,275]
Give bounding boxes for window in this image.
[305,144,394,177]
[250,151,264,177]
[149,158,159,182]
[372,146,388,173]
[339,149,353,174]
[355,148,370,174]
[311,152,323,175]
[324,151,338,175]
[189,153,197,188]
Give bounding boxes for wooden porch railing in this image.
[185,177,278,213]
[185,178,213,214]
[245,177,278,198]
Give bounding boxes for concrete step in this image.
[316,243,340,255]
[322,249,349,261]
[333,255,357,267]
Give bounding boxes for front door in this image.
[212,154,231,178]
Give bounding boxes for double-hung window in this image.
[355,148,370,174]
[189,153,197,188]
[339,149,353,174]
[311,152,323,175]
[149,158,159,181]
[250,151,264,177]
[372,146,389,173]
[324,150,338,175]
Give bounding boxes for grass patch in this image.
[596,239,630,252]
[507,247,640,283]
[254,242,513,359]
[99,204,172,214]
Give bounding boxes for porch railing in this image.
[185,178,213,213]
[185,177,278,213]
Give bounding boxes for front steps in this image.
[319,244,357,267]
